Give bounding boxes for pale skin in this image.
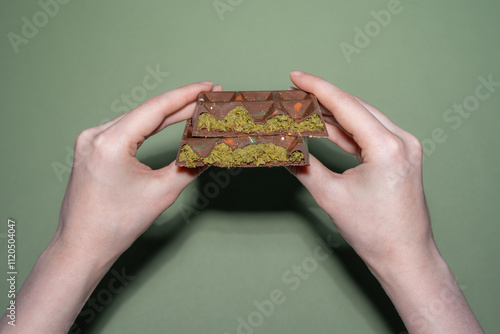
[0,72,483,333]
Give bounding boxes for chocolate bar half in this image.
[191,90,328,138]
[176,119,309,168]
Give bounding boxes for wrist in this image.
[48,230,117,274]
[365,238,444,285]
[0,232,116,333]
[366,241,483,333]
[51,222,124,268]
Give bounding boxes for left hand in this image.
[54,81,217,261]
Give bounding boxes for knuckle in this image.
[380,134,423,184]
[142,93,163,109]
[405,134,423,163]
[72,127,123,172]
[381,134,405,159]
[335,91,357,107]
[75,128,93,146]
[91,132,117,157]
[74,128,95,157]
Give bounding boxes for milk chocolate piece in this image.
[176,119,309,168]
[192,90,328,137]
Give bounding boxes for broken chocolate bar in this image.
[191,90,328,137]
[176,119,309,168]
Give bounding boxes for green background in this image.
[1,0,499,333]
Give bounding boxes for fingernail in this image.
[198,81,213,85]
[290,71,305,76]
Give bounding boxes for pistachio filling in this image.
[197,107,324,133]
[179,143,304,168]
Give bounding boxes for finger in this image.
[287,86,359,154]
[318,102,343,129]
[290,84,359,155]
[286,154,342,200]
[156,161,208,199]
[148,84,224,137]
[151,87,220,193]
[148,101,198,136]
[83,112,130,138]
[290,71,392,152]
[353,96,405,136]
[111,81,213,145]
[324,122,359,155]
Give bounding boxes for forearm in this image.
[369,244,483,333]
[0,238,114,333]
[286,72,483,332]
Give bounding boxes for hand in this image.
[55,81,218,261]
[0,81,217,333]
[287,71,483,333]
[288,71,431,270]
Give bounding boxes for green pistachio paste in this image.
[197,107,324,133]
[179,143,304,168]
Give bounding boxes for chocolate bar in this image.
[176,119,309,168]
[191,90,328,137]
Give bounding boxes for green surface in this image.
[1,0,499,333]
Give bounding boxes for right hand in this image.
[287,71,436,272]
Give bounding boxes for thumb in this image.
[286,154,341,204]
[156,161,207,201]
